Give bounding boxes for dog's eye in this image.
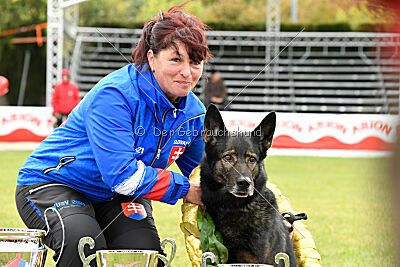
[224,155,233,161]
[248,157,256,163]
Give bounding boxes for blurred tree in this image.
[0,0,47,106]
[202,0,243,23]
[280,0,392,28]
[201,0,266,26]
[200,0,393,30]
[0,0,395,31]
[135,0,204,22]
[79,0,205,27]
[335,1,391,27]
[79,0,144,27]
[237,0,266,25]
[0,0,46,31]
[0,0,46,58]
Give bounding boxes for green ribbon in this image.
[197,209,229,266]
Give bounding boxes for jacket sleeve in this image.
[85,86,190,205]
[175,120,205,178]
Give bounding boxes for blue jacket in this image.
[18,65,206,204]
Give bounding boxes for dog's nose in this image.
[237,176,251,189]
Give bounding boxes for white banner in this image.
[221,111,400,152]
[0,106,398,155]
[0,106,54,142]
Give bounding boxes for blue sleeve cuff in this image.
[180,177,190,198]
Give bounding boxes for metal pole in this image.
[46,0,63,107]
[17,50,31,106]
[46,0,87,107]
[291,0,298,23]
[266,0,280,111]
[266,0,281,66]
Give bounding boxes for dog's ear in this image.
[203,104,227,144]
[252,112,276,151]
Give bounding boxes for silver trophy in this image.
[0,228,48,267]
[201,252,290,267]
[79,236,176,267]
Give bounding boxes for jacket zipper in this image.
[26,183,77,196]
[160,113,205,151]
[149,111,205,167]
[43,156,76,175]
[149,109,172,167]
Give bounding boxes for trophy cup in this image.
[79,236,176,267]
[201,252,290,267]
[0,228,48,267]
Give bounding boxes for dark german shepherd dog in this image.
[200,105,296,266]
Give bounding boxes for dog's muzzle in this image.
[231,176,254,198]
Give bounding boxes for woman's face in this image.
[147,42,203,101]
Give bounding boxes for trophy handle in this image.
[201,252,216,267]
[156,254,170,267]
[158,238,176,267]
[275,252,290,267]
[78,236,97,267]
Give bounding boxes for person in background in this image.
[51,69,80,127]
[203,70,229,110]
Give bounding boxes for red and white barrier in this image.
[0,106,54,143]
[0,106,398,156]
[221,111,399,157]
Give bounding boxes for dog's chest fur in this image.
[205,189,286,263]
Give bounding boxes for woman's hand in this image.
[184,181,204,207]
[283,220,294,239]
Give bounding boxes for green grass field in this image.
[0,151,397,266]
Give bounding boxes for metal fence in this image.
[70,27,400,114]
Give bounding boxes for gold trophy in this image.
[0,228,47,267]
[79,236,176,267]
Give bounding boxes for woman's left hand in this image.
[184,181,204,207]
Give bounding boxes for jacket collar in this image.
[130,64,205,121]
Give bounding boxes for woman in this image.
[15,5,212,266]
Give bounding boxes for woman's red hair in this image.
[131,3,213,70]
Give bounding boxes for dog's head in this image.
[202,104,276,198]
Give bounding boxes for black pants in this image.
[15,182,164,267]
